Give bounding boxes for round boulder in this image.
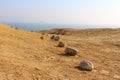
[54,36,60,41]
[51,35,55,39]
[58,41,65,47]
[79,60,94,71]
[65,47,78,56]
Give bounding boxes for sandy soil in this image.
[0,24,120,80]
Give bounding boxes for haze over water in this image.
[4,23,120,31]
[0,0,120,30]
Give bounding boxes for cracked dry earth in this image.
[0,24,120,80]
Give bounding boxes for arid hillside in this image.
[0,24,120,80]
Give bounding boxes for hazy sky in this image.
[0,0,120,25]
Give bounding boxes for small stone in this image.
[65,47,78,56]
[40,36,44,39]
[79,60,94,71]
[58,41,65,47]
[42,33,45,35]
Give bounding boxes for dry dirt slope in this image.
[0,24,120,80]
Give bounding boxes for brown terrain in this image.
[0,24,120,80]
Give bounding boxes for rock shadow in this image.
[57,53,72,57]
[74,66,91,72]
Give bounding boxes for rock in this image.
[54,36,60,41]
[15,27,18,29]
[51,35,60,41]
[40,36,44,39]
[65,47,78,56]
[42,33,45,35]
[51,35,55,39]
[79,60,94,71]
[30,30,33,32]
[58,41,65,47]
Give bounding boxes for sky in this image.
[0,0,120,25]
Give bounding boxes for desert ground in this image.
[0,24,120,80]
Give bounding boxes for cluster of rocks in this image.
[51,35,60,41]
[49,29,67,35]
[50,35,94,71]
[40,34,94,71]
[65,47,94,71]
[11,26,19,29]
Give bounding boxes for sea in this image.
[3,22,120,31]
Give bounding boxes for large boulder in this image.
[79,60,94,71]
[58,41,65,47]
[65,47,78,56]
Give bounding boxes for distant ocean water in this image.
[4,23,120,31]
